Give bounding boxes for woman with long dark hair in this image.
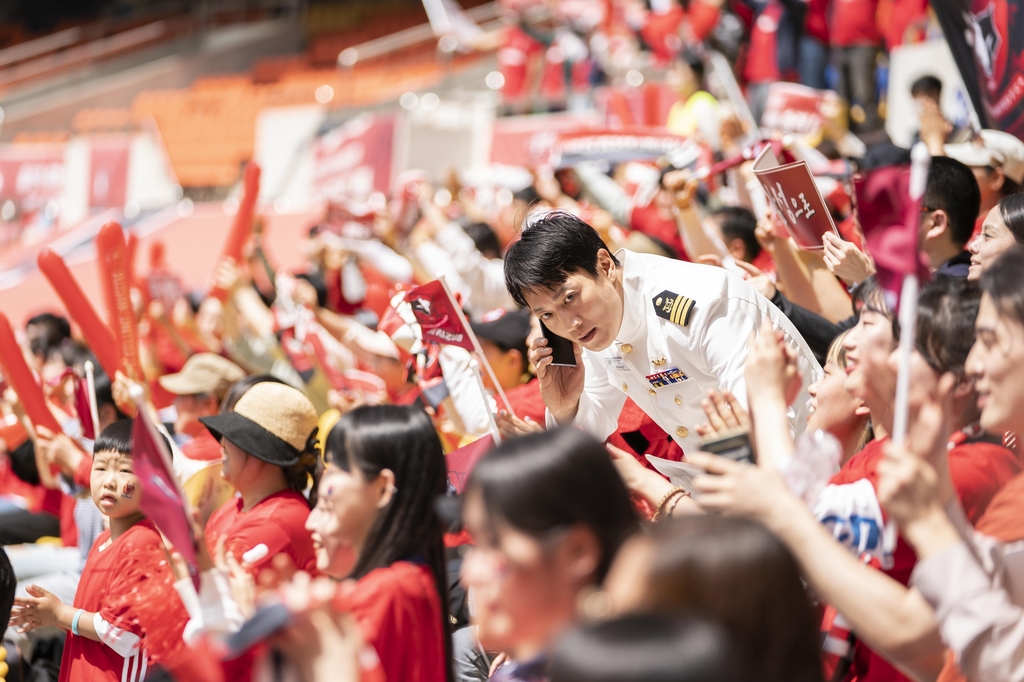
[304,404,453,682]
[604,516,823,682]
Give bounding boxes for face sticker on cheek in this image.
[121,483,136,500]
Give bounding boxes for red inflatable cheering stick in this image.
[210,161,261,301]
[0,312,62,434]
[37,249,120,379]
[96,222,146,383]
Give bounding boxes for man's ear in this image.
[597,249,617,281]
[925,210,949,242]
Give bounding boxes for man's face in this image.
[173,393,217,437]
[522,252,624,352]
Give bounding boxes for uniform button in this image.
[676,426,689,438]
[648,388,657,396]
[622,383,629,392]
[621,344,633,354]
[674,396,682,405]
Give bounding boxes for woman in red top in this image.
[303,404,453,682]
[199,378,321,575]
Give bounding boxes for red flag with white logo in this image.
[404,280,475,351]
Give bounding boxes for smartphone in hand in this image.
[699,428,755,465]
[540,321,577,367]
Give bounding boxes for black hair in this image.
[94,418,136,456]
[637,516,824,682]
[464,222,502,259]
[504,211,620,309]
[852,276,900,342]
[58,339,97,374]
[219,374,289,414]
[997,192,1024,244]
[980,245,1024,329]
[464,427,638,582]
[915,276,981,377]
[93,419,173,458]
[512,185,542,207]
[294,271,328,309]
[26,313,71,343]
[910,75,942,100]
[550,614,743,682]
[323,404,453,681]
[711,206,760,261]
[93,372,129,423]
[923,156,981,247]
[677,49,706,86]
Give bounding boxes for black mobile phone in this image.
[224,602,291,659]
[700,428,755,465]
[540,321,577,367]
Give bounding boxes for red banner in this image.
[312,114,394,200]
[133,408,200,590]
[489,112,598,167]
[447,434,494,493]
[0,144,64,212]
[760,83,840,137]
[89,138,130,208]
[550,127,691,166]
[752,148,838,250]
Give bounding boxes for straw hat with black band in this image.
[199,382,319,467]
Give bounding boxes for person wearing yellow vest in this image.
[665,51,720,146]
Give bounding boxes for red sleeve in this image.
[73,451,93,489]
[222,522,298,574]
[975,471,1024,542]
[948,442,1023,525]
[687,2,721,41]
[59,493,77,547]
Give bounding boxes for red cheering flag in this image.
[853,163,930,311]
[446,434,495,493]
[37,249,120,379]
[0,312,62,435]
[132,401,200,590]
[210,162,261,301]
[404,280,475,351]
[96,222,146,382]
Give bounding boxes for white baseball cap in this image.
[945,130,1024,184]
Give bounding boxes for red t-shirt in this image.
[182,430,223,462]
[818,434,1021,682]
[60,520,188,682]
[204,490,317,574]
[744,2,783,84]
[828,0,881,47]
[341,561,447,682]
[630,202,689,261]
[504,378,548,424]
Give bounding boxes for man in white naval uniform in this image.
[503,212,822,454]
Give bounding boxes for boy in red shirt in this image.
[10,419,189,682]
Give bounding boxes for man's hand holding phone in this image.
[529,324,585,426]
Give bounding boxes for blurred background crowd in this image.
[0,0,1023,680]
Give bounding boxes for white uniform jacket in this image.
[547,249,823,454]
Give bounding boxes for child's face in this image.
[91,449,143,518]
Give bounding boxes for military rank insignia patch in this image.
[653,290,695,327]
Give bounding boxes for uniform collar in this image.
[615,249,646,344]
